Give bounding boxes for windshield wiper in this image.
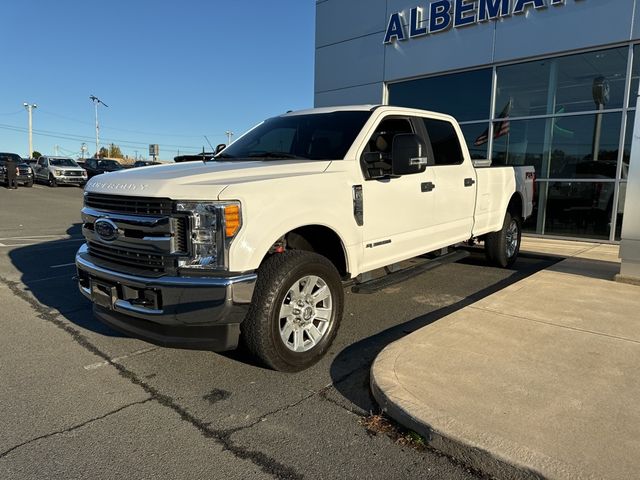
[247,152,308,160]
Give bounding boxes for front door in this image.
[360,115,440,272]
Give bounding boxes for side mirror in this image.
[391,133,429,175]
[215,144,226,154]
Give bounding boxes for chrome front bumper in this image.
[75,243,256,351]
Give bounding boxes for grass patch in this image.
[360,413,427,450]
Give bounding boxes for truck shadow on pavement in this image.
[328,253,559,414]
[8,223,125,338]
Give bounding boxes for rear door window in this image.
[421,119,463,166]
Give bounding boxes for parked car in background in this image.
[83,158,125,178]
[33,156,87,187]
[132,160,162,168]
[0,152,34,187]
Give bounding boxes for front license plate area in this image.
[91,281,116,309]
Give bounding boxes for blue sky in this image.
[1,1,315,160]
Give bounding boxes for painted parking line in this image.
[83,347,158,370]
[0,236,84,247]
[50,262,76,269]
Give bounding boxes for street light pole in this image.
[89,95,108,156]
[23,102,37,158]
[225,130,234,145]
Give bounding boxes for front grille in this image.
[65,170,83,176]
[88,241,173,274]
[85,193,173,216]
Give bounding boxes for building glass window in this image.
[629,45,640,107]
[623,111,634,179]
[541,181,615,240]
[615,182,627,240]
[496,47,628,117]
[459,123,490,159]
[388,68,492,122]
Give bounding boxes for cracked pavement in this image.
[0,186,554,479]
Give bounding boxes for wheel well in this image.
[273,226,348,278]
[507,194,523,219]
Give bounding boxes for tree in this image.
[108,143,123,159]
[32,151,42,159]
[98,147,109,158]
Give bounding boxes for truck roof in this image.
[280,105,456,122]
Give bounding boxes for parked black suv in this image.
[83,158,125,178]
[0,152,34,187]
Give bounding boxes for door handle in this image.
[421,182,435,192]
[464,177,475,187]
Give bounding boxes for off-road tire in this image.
[242,250,344,372]
[485,211,521,268]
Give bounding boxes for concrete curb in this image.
[370,348,547,480]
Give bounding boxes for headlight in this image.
[54,169,63,176]
[175,201,242,271]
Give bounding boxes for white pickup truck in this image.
[76,105,534,371]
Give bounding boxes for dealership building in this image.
[315,0,640,278]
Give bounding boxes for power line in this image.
[37,108,224,139]
[0,122,204,152]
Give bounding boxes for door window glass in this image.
[422,118,463,165]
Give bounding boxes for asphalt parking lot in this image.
[0,184,556,479]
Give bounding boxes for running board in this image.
[351,250,469,294]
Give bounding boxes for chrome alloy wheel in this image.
[278,275,333,353]
[505,219,519,258]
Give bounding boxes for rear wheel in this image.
[242,251,343,372]
[48,174,57,187]
[485,212,521,268]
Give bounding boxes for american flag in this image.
[474,99,512,146]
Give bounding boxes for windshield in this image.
[0,153,21,164]
[50,158,78,167]
[217,111,372,161]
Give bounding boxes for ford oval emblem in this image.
[94,218,119,242]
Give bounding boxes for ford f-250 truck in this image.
[76,105,534,372]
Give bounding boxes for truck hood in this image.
[84,159,332,200]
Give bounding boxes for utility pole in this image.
[225,130,234,145]
[89,95,108,157]
[23,102,37,158]
[81,143,87,159]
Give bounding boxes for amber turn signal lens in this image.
[224,204,241,237]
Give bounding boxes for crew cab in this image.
[34,156,87,187]
[76,105,534,372]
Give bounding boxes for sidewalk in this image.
[371,237,640,480]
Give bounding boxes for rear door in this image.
[418,117,477,244]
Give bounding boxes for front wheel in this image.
[48,174,57,187]
[242,251,344,372]
[25,179,33,187]
[485,212,521,268]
